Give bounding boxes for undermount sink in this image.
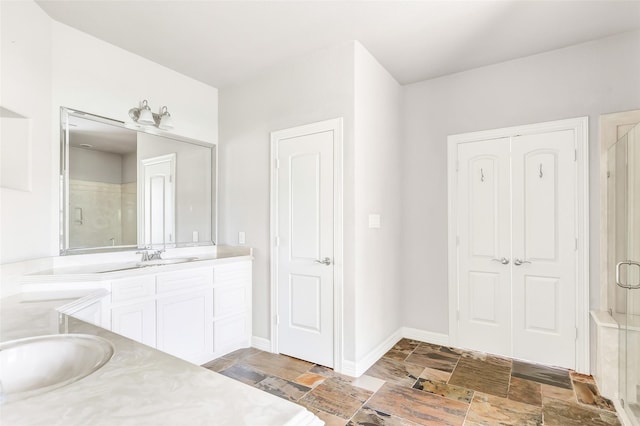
[0,334,114,403]
[137,257,197,267]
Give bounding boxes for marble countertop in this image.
[0,261,322,425]
[23,245,253,280]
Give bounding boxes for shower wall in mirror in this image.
[60,108,217,254]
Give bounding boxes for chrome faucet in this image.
[136,249,164,262]
[148,249,164,260]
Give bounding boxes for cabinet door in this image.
[156,290,213,362]
[111,300,156,347]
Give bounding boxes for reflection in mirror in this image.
[66,113,137,250]
[60,108,217,254]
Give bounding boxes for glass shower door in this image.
[613,122,640,425]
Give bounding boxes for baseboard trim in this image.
[340,360,358,377]
[251,336,271,352]
[402,327,449,346]
[341,329,405,377]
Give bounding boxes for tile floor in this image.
[202,339,621,425]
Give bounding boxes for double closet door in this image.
[455,129,577,369]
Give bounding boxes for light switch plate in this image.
[368,214,381,229]
[238,231,246,244]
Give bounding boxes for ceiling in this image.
[68,114,137,155]
[37,1,640,89]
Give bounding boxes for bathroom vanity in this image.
[22,246,253,365]
[0,246,321,425]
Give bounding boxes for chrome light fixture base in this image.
[129,100,174,130]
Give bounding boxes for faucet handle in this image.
[136,250,150,261]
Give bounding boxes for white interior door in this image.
[455,129,578,369]
[457,138,512,355]
[275,127,334,368]
[511,130,576,367]
[140,154,175,247]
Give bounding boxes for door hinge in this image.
[574,149,577,162]
[575,326,579,340]
[276,314,280,325]
[275,158,280,169]
[274,236,280,247]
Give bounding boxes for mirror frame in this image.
[59,107,218,255]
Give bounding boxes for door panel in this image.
[277,129,334,367]
[523,276,559,332]
[290,153,321,260]
[523,151,558,261]
[511,130,576,368]
[290,274,321,332]
[457,138,511,355]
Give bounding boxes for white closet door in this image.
[457,138,511,356]
[511,130,576,367]
[276,129,335,368]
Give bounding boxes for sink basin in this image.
[137,257,197,267]
[0,334,114,403]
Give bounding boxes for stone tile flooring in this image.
[202,339,621,425]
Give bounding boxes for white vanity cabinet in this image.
[104,260,252,365]
[212,261,252,355]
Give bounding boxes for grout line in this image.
[462,390,477,424]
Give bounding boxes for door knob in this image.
[315,257,332,266]
[513,258,532,266]
[491,257,510,265]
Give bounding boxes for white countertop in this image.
[0,250,322,426]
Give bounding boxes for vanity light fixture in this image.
[128,100,174,130]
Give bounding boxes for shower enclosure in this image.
[608,121,640,425]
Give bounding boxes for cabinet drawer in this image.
[213,284,246,318]
[157,267,213,294]
[213,261,251,286]
[111,275,156,302]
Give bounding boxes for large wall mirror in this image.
[60,107,217,254]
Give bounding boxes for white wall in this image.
[353,43,402,361]
[220,41,404,367]
[51,22,218,144]
[1,3,219,297]
[0,1,218,270]
[219,41,357,358]
[401,30,640,334]
[0,1,53,265]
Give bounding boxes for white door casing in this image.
[270,118,343,370]
[448,117,589,373]
[139,153,176,247]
